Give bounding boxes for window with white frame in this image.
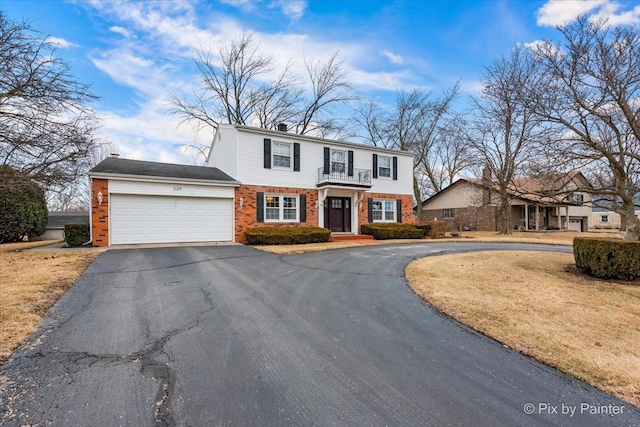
[272,142,292,168]
[600,215,609,223]
[331,149,346,174]
[378,155,392,178]
[372,199,396,222]
[567,193,584,203]
[443,208,455,219]
[265,194,299,222]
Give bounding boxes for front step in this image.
[329,233,374,242]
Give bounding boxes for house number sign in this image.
[173,186,182,191]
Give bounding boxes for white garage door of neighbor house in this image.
[110,194,233,245]
[568,219,582,231]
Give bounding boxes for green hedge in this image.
[0,166,48,242]
[573,237,640,280]
[245,226,331,245]
[64,223,90,246]
[360,223,425,240]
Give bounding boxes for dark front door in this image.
[325,197,351,232]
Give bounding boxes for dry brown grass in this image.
[254,230,623,254]
[255,241,364,254]
[0,240,63,252]
[0,249,100,363]
[406,251,640,408]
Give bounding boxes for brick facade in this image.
[91,178,109,247]
[423,206,498,231]
[235,185,320,242]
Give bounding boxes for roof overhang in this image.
[88,172,240,187]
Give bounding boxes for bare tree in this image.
[0,13,98,191]
[469,45,549,234]
[356,85,460,220]
[171,33,356,140]
[527,16,640,240]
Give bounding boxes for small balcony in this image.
[317,167,372,188]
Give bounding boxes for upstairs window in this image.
[272,142,292,168]
[378,156,392,178]
[567,193,584,203]
[331,150,346,174]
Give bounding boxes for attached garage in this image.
[89,157,239,247]
[110,195,233,245]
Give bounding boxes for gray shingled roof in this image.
[47,212,90,228]
[89,157,238,183]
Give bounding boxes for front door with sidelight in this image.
[324,197,351,232]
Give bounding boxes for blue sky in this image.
[2,0,640,164]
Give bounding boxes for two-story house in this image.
[88,124,414,246]
[421,171,592,232]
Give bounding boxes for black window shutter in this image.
[372,154,378,179]
[300,194,306,223]
[293,143,300,172]
[263,139,271,169]
[348,150,354,177]
[367,197,373,223]
[323,147,330,174]
[257,192,264,222]
[396,199,402,223]
[393,156,398,180]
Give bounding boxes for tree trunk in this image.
[414,175,423,222]
[498,196,511,235]
[623,202,640,241]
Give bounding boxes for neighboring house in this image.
[589,195,640,230]
[32,211,89,241]
[88,124,414,246]
[421,172,592,232]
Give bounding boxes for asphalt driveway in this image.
[1,243,638,426]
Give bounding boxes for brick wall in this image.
[235,185,320,242]
[357,194,415,232]
[423,206,498,231]
[91,178,109,247]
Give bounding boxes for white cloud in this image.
[536,0,640,27]
[109,26,132,38]
[536,0,608,26]
[269,0,307,20]
[591,2,640,25]
[380,49,404,65]
[459,79,484,96]
[47,36,77,48]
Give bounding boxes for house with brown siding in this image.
[421,172,592,232]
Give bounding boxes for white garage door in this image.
[568,219,582,231]
[110,194,233,245]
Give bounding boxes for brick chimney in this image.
[277,123,288,132]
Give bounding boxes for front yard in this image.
[406,250,640,408]
[0,243,100,364]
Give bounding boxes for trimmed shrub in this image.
[415,221,447,239]
[0,166,48,242]
[245,226,331,245]
[360,223,425,240]
[573,237,640,280]
[64,223,90,246]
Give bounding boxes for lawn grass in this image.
[0,247,100,364]
[405,251,640,408]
